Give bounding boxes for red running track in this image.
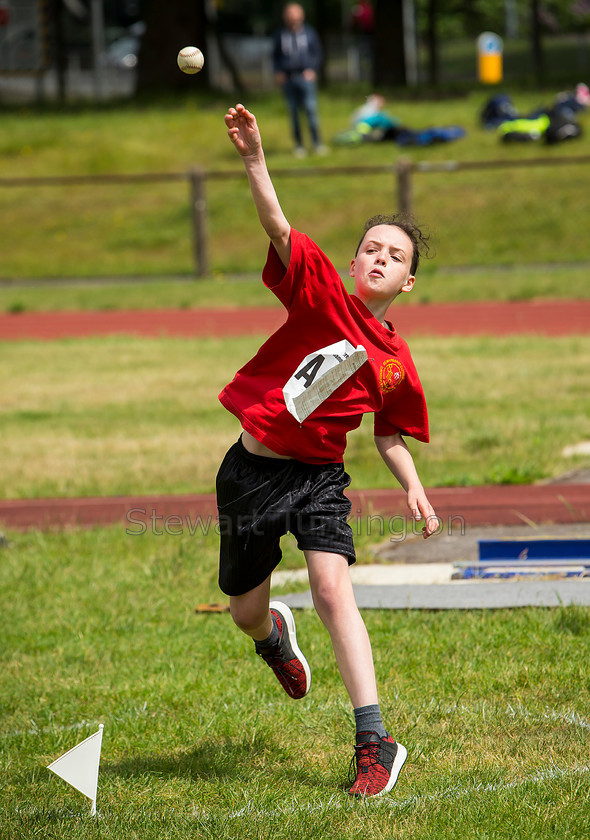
[0,484,588,531]
[1,299,589,341]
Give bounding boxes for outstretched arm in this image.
[375,433,439,538]
[225,104,291,268]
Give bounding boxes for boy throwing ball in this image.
[216,103,439,797]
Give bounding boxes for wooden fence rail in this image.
[1,155,589,277]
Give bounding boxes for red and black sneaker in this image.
[256,601,311,700]
[348,732,407,797]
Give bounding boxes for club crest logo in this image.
[379,358,405,393]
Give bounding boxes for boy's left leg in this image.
[304,549,407,797]
[305,549,378,708]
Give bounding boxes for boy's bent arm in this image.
[374,433,439,538]
[225,104,291,268]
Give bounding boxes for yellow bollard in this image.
[477,32,503,84]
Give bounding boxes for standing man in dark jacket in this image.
[272,3,328,157]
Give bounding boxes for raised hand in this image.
[225,104,262,157]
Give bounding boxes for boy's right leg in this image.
[230,580,311,700]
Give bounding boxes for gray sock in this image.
[254,617,280,652]
[354,704,387,740]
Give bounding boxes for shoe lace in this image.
[348,741,380,783]
[261,648,287,667]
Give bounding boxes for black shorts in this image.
[216,437,356,596]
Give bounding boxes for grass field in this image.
[2,83,590,839]
[1,89,589,279]
[1,526,589,839]
[1,332,589,499]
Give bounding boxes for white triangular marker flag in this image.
[47,724,103,815]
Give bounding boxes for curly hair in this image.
[355,213,430,275]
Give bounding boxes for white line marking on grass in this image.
[11,765,590,822]
[423,699,590,733]
[382,764,590,814]
[217,764,590,821]
[3,703,150,739]
[4,719,101,739]
[506,704,590,731]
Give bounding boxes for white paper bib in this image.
[283,339,368,423]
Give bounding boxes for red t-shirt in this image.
[218,229,429,464]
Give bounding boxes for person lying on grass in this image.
[216,102,439,798]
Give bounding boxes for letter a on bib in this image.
[283,340,368,423]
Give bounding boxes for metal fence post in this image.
[189,168,208,277]
[396,158,413,214]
